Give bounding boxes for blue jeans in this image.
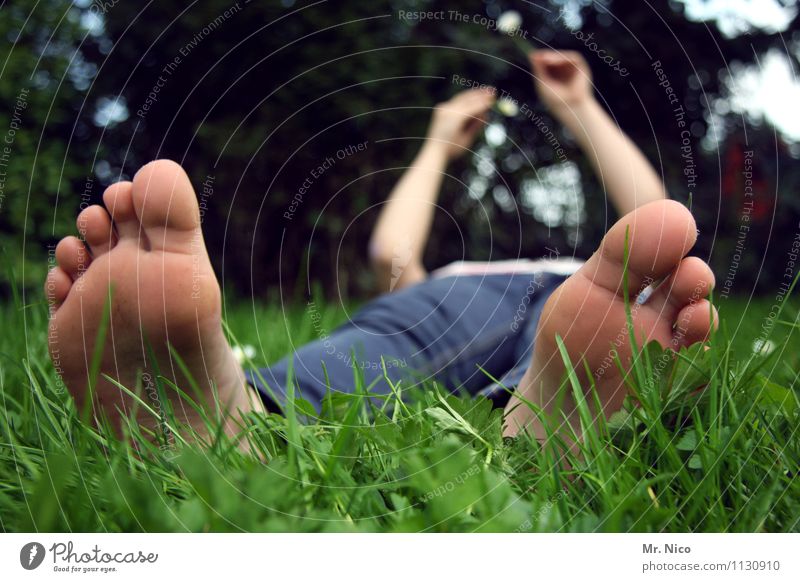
[246,272,567,412]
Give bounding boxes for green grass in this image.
[0,289,798,532]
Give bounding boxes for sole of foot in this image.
[46,160,261,442]
[504,199,717,440]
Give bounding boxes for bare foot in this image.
[504,200,717,440]
[46,160,261,440]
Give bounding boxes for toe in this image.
[672,299,718,349]
[131,160,201,252]
[581,200,697,297]
[55,236,91,280]
[646,256,715,316]
[77,205,116,256]
[44,266,72,307]
[102,181,141,241]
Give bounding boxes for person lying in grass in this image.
[45,50,716,444]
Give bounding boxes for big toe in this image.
[581,200,697,297]
[132,159,201,251]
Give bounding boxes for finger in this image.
[529,52,547,76]
[542,59,579,83]
[463,115,487,142]
[549,51,589,77]
[471,86,496,98]
[460,89,497,107]
[443,94,494,120]
[531,49,558,62]
[452,87,494,104]
[466,111,488,131]
[536,49,579,63]
[460,95,495,117]
[561,50,588,65]
[531,50,568,72]
[533,50,586,71]
[563,52,589,74]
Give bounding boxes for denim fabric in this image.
[246,272,567,412]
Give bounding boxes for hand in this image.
[426,88,495,161]
[530,50,593,114]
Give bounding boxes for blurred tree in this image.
[0,0,98,296]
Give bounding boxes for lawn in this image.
[0,289,798,532]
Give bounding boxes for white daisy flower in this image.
[752,339,776,355]
[497,10,523,35]
[232,344,257,363]
[496,97,519,117]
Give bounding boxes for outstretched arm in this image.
[530,50,667,215]
[369,88,495,293]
